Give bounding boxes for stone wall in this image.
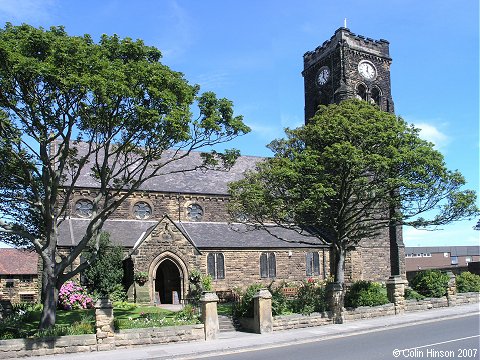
[114,324,204,349]
[0,326,205,358]
[405,292,480,310]
[344,303,396,321]
[405,297,449,312]
[456,292,480,304]
[70,190,230,223]
[273,312,332,331]
[130,217,200,303]
[0,334,97,358]
[65,187,403,292]
[0,275,39,304]
[130,215,331,303]
[344,227,398,284]
[205,248,330,292]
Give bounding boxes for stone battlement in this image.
[304,27,390,68]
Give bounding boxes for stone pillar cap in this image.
[95,298,113,309]
[253,289,272,299]
[200,291,219,302]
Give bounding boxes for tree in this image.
[82,232,125,300]
[229,100,478,287]
[0,23,249,329]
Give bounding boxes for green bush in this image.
[344,281,389,308]
[294,278,328,315]
[174,304,198,322]
[410,270,449,298]
[202,274,213,292]
[188,269,213,306]
[83,232,125,297]
[113,301,138,310]
[267,282,292,316]
[233,284,264,318]
[456,272,480,293]
[404,287,425,300]
[108,284,127,302]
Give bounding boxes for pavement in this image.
[35,303,479,360]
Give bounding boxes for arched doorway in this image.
[155,259,182,304]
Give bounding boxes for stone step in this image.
[218,315,240,332]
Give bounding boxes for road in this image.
[206,314,480,360]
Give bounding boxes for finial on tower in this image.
[344,18,347,28]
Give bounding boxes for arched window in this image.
[260,252,276,278]
[356,84,367,101]
[306,252,320,276]
[207,253,225,279]
[371,87,382,106]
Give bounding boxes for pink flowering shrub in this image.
[58,281,94,310]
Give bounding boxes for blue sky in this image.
[0,0,478,247]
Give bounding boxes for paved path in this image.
[33,303,479,360]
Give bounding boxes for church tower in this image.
[302,27,394,122]
[302,27,405,280]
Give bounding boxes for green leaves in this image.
[229,99,479,250]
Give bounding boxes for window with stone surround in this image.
[370,86,381,106]
[20,293,35,303]
[133,201,152,219]
[20,275,33,283]
[5,277,14,288]
[260,252,276,279]
[187,203,204,221]
[356,84,367,101]
[306,252,320,276]
[74,199,94,218]
[207,253,225,279]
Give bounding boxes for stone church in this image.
[57,27,405,305]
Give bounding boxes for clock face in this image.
[317,66,330,86]
[358,60,376,80]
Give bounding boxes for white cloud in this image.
[155,0,193,61]
[192,71,230,91]
[413,122,449,149]
[0,0,57,23]
[247,122,283,141]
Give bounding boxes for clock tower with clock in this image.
[302,27,394,123]
[302,27,405,280]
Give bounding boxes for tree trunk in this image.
[39,261,58,329]
[334,246,346,285]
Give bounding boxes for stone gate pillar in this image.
[253,289,273,334]
[95,298,115,351]
[386,275,407,314]
[446,271,457,307]
[200,291,219,340]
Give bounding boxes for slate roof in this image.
[405,246,480,256]
[57,218,327,249]
[0,249,38,275]
[177,222,327,249]
[57,218,157,247]
[64,142,262,196]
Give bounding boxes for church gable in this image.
[130,214,201,276]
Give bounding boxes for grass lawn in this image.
[1,308,96,339]
[1,304,195,339]
[113,305,175,321]
[113,304,199,330]
[217,302,234,316]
